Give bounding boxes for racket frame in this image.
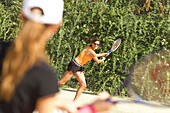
[106,48,170,107]
[107,38,121,54]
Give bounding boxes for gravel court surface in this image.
[56,88,98,106]
[56,88,170,113]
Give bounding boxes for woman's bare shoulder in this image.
[84,46,95,56]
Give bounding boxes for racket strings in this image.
[110,39,121,52]
[130,49,170,104]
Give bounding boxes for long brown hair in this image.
[90,38,101,47]
[0,11,51,102]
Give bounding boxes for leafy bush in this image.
[0,0,21,41]
[0,0,169,96]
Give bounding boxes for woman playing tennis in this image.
[58,38,108,102]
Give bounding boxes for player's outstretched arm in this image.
[85,49,106,64]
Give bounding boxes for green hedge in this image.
[0,0,169,96]
[0,0,21,41]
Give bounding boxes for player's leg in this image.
[58,71,74,85]
[73,71,86,102]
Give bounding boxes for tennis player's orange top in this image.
[75,46,93,66]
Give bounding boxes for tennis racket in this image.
[104,38,121,57]
[107,48,170,108]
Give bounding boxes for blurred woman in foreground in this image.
[0,0,70,113]
[0,0,114,113]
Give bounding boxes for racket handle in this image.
[108,51,112,54]
[106,98,117,104]
[54,109,68,113]
[104,52,110,57]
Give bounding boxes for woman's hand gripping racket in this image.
[107,48,170,108]
[104,38,121,58]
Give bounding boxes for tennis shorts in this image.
[67,60,83,74]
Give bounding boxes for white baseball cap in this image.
[21,0,64,25]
